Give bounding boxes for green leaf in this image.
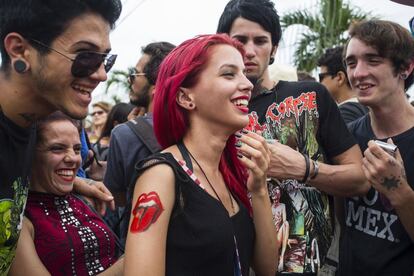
[281,0,373,71]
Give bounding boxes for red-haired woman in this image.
[124,34,277,276]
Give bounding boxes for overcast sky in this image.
[95,0,414,102]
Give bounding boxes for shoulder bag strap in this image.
[126,117,161,153]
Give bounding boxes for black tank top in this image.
[135,152,255,276]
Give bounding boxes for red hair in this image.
[153,34,251,211]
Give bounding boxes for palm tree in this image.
[104,69,130,103]
[281,0,372,72]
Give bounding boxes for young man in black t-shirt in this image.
[217,0,368,274]
[339,20,414,276]
[0,1,122,273]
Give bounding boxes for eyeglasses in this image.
[29,39,117,78]
[128,67,146,84]
[318,72,333,82]
[91,110,105,116]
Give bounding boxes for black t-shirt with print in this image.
[246,80,356,274]
[0,111,35,274]
[339,114,414,276]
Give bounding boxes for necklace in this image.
[184,145,235,215]
[178,142,242,275]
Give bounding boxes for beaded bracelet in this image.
[301,153,310,183]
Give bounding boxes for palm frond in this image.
[281,11,322,33]
[281,0,374,71]
[104,69,130,94]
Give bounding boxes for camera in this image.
[373,140,397,156]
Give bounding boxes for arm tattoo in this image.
[381,176,401,190]
[401,167,407,181]
[387,158,396,166]
[130,191,164,233]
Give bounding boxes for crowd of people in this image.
[0,0,413,275]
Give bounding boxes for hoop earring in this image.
[400,73,408,80]
[269,57,275,65]
[13,60,27,74]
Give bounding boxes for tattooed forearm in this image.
[401,167,407,181]
[130,191,164,233]
[381,176,401,190]
[387,158,396,166]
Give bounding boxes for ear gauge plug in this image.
[13,60,27,73]
[189,103,194,108]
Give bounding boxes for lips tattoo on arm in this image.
[130,191,164,233]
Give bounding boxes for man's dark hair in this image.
[0,0,122,70]
[142,42,175,86]
[216,0,282,46]
[317,46,350,87]
[345,20,414,90]
[297,71,316,82]
[36,111,78,146]
[318,46,346,76]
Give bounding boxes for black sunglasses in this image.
[128,67,146,84]
[29,39,117,78]
[91,110,105,116]
[318,72,333,82]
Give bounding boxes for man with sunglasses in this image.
[317,46,368,124]
[0,1,121,273]
[103,41,175,245]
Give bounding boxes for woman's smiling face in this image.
[31,120,82,195]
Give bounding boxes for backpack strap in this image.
[126,116,161,153]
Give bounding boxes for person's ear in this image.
[176,87,195,110]
[150,85,156,97]
[269,45,278,65]
[336,71,347,87]
[400,60,414,80]
[3,32,32,73]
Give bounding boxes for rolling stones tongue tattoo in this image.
[130,191,164,233]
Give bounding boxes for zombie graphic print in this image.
[0,178,28,275]
[0,111,35,275]
[247,81,355,274]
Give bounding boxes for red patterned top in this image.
[25,191,118,276]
